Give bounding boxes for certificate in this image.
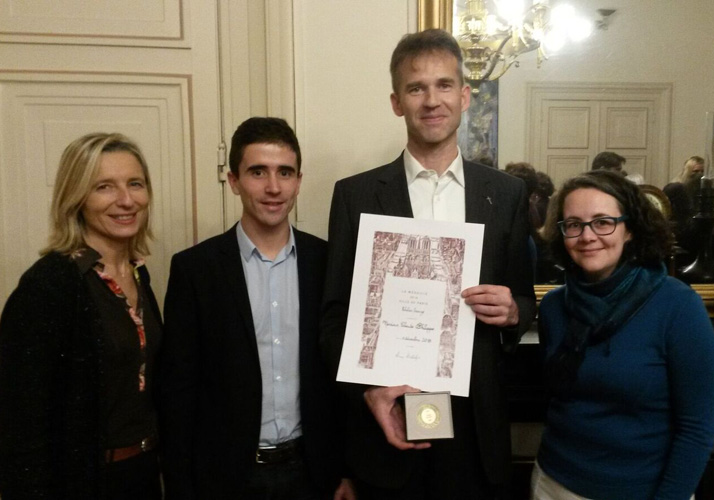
[336,214,484,397]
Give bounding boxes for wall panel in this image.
[0,0,188,46]
[0,73,194,305]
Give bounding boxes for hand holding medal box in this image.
[404,392,454,441]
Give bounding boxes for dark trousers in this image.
[105,450,162,500]
[243,455,325,500]
[354,397,505,500]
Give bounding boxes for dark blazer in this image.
[159,225,341,499]
[0,251,161,500]
[320,155,536,489]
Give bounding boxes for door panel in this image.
[527,83,672,189]
[547,105,594,150]
[0,75,193,305]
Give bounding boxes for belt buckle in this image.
[141,437,150,453]
[255,445,276,464]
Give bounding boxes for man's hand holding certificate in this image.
[462,284,520,327]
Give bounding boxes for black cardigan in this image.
[0,251,161,500]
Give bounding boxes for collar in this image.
[236,221,296,262]
[403,146,465,187]
[70,247,145,274]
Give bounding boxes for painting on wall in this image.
[458,80,498,167]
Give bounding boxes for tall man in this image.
[321,30,536,499]
[160,117,354,500]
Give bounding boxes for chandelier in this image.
[455,0,593,93]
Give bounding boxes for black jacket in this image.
[0,251,161,500]
[159,225,343,499]
[320,155,536,489]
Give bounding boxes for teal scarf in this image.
[545,261,668,396]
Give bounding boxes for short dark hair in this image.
[390,29,464,92]
[542,170,673,268]
[505,162,538,196]
[228,117,302,176]
[535,171,555,199]
[591,151,626,171]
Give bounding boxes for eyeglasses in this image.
[557,215,629,238]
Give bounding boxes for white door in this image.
[0,0,280,309]
[527,83,672,190]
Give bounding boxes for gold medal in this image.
[416,403,440,429]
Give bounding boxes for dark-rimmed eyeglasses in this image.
[557,215,629,238]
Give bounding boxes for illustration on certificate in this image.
[359,231,465,379]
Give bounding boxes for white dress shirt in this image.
[404,147,466,222]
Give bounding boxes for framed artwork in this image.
[458,80,498,167]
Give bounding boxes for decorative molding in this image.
[0,71,195,306]
[0,0,188,47]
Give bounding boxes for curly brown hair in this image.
[542,170,673,268]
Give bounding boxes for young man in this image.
[320,30,536,499]
[160,117,354,500]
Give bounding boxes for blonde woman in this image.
[672,155,705,183]
[0,133,162,500]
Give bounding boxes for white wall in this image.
[293,0,417,239]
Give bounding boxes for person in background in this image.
[624,172,645,185]
[505,162,540,229]
[321,29,536,499]
[671,155,705,184]
[534,170,714,500]
[504,162,540,280]
[591,151,626,175]
[663,181,698,268]
[664,156,706,266]
[159,117,354,500]
[532,171,563,283]
[533,172,555,229]
[0,133,162,500]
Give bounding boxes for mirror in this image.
[418,0,714,315]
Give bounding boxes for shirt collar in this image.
[403,147,465,187]
[72,247,102,274]
[236,222,296,262]
[70,247,145,274]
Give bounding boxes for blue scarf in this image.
[545,261,668,397]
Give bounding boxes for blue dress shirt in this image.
[236,223,302,446]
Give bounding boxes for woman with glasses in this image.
[531,170,714,500]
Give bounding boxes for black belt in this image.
[255,437,303,464]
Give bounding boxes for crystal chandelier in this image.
[454,0,593,93]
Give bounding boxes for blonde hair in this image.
[672,155,705,183]
[42,132,153,258]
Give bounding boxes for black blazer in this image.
[0,252,162,500]
[159,225,341,499]
[320,155,536,489]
